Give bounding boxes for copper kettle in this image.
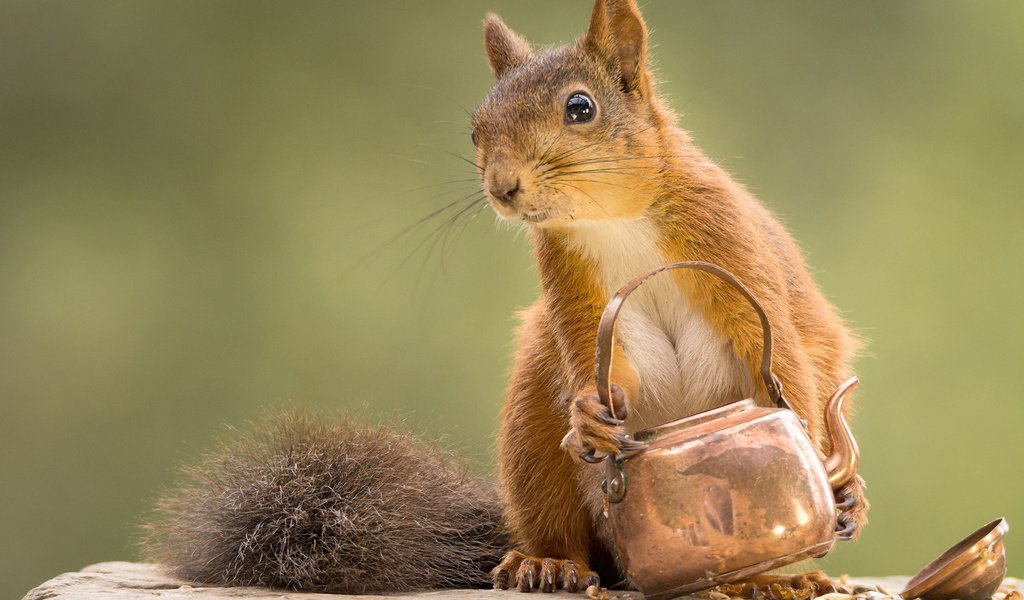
[593,261,861,599]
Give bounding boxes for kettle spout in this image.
[823,376,861,491]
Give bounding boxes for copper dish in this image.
[902,517,1009,600]
[593,261,861,599]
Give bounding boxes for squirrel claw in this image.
[539,559,559,593]
[517,559,536,592]
[835,513,857,540]
[563,566,579,592]
[614,434,647,457]
[835,487,856,511]
[493,567,511,590]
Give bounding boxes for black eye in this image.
[471,130,478,146]
[565,92,595,124]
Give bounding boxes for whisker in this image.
[554,177,640,191]
[538,150,670,177]
[529,130,552,166]
[442,149,485,172]
[554,151,675,167]
[364,189,485,263]
[535,128,568,168]
[402,178,483,194]
[402,83,474,118]
[402,196,485,274]
[540,138,606,170]
[554,155,670,169]
[411,196,488,293]
[440,197,489,264]
[541,123,661,167]
[444,199,491,260]
[535,166,652,189]
[534,123,664,171]
[556,168,653,178]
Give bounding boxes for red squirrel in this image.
[143,0,865,594]
[480,0,865,591]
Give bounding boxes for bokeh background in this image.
[2,1,1022,598]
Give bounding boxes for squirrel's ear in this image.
[582,0,650,96]
[483,14,532,78]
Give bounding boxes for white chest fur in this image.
[566,219,753,432]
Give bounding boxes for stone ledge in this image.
[21,562,1022,600]
[22,563,595,600]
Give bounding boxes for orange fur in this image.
[477,0,865,591]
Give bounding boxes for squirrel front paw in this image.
[834,475,869,540]
[560,384,644,463]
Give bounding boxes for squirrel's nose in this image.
[488,173,521,204]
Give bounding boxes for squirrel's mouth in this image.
[520,209,558,224]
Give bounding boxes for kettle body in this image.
[591,262,861,599]
[606,400,840,599]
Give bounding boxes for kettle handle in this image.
[595,261,791,415]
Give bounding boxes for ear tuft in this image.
[582,0,650,95]
[483,14,533,78]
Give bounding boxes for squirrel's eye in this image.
[565,92,595,124]
[471,130,478,146]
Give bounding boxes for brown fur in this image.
[141,411,507,593]
[476,0,866,591]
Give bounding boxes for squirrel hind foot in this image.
[492,551,599,593]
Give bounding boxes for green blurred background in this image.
[2,1,1022,597]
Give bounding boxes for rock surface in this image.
[23,563,629,600]
[21,562,1023,600]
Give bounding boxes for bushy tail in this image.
[141,411,508,593]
